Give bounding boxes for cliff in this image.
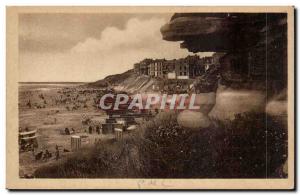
[87,69,160,93]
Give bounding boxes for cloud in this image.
[19,16,213,82]
[70,17,192,59]
[71,18,164,53]
[19,13,147,52]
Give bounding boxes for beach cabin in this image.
[19,129,38,151]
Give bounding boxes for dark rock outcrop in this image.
[161,13,288,95]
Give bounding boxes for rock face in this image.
[177,110,211,129]
[209,84,266,120]
[161,13,287,91]
[161,13,286,53]
[161,13,288,121]
[161,13,287,90]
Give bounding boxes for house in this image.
[175,59,189,79]
[141,59,153,75]
[148,59,166,78]
[133,63,140,74]
[134,54,205,79]
[134,59,153,75]
[184,55,204,78]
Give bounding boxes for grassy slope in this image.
[34,111,287,178]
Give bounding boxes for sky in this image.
[19,13,212,82]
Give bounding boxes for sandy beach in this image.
[18,83,113,177]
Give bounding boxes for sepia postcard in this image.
[6,6,294,190]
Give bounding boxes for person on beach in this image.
[55,145,60,160]
[96,126,100,134]
[65,128,70,135]
[89,126,93,134]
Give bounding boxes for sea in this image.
[19,82,86,92]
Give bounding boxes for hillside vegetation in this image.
[87,69,160,93]
[34,111,287,178]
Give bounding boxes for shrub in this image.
[34,111,287,178]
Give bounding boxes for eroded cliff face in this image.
[161,13,287,122]
[161,13,286,53]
